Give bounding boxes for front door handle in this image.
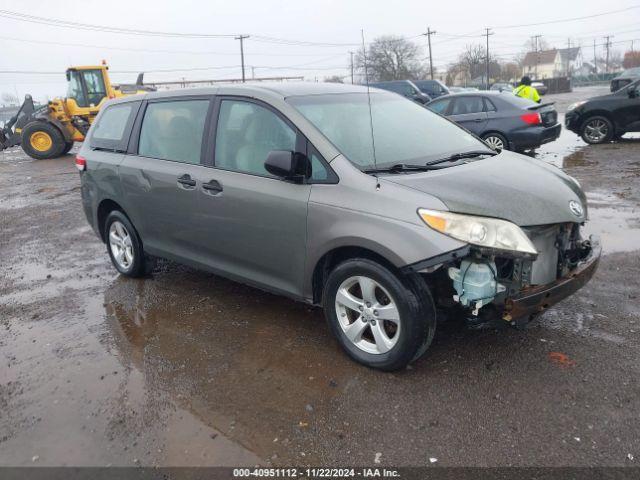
[473,118,484,122]
[177,174,196,188]
[202,179,223,195]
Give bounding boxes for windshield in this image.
[287,92,487,169]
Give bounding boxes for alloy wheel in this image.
[109,221,134,270]
[334,276,401,355]
[484,135,505,151]
[584,119,608,143]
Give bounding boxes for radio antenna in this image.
[361,29,379,187]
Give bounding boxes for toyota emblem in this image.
[569,200,584,217]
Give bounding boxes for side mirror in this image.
[264,150,310,182]
[629,88,638,98]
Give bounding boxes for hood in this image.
[382,151,587,226]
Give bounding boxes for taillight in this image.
[520,112,542,125]
[75,154,86,172]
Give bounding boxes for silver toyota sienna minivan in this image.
[78,83,600,371]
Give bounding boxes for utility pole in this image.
[235,34,250,83]
[593,38,598,77]
[484,28,493,90]
[422,27,437,80]
[531,35,542,80]
[603,35,614,74]
[566,38,571,77]
[349,51,355,84]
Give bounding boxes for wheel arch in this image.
[96,199,126,243]
[311,245,409,305]
[581,110,617,129]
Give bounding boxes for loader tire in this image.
[21,122,66,160]
[61,141,74,156]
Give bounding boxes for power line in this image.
[0,9,359,47]
[0,34,354,57]
[495,5,640,29]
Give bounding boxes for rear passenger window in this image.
[451,97,484,115]
[214,100,296,177]
[138,100,210,164]
[90,102,139,152]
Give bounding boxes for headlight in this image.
[567,101,586,112]
[418,208,537,255]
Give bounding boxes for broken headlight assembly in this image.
[418,208,537,256]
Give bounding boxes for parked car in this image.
[414,79,450,99]
[78,83,599,371]
[490,82,513,93]
[426,91,561,152]
[448,86,466,93]
[565,78,640,144]
[369,80,432,105]
[610,67,640,92]
[531,81,548,95]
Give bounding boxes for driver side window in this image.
[214,100,297,177]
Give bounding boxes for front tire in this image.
[322,258,436,371]
[104,211,146,277]
[580,116,613,144]
[21,121,66,160]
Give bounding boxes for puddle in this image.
[583,190,640,253]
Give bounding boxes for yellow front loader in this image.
[0,63,153,159]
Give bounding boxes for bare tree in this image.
[1,92,19,106]
[324,75,344,83]
[457,44,493,80]
[356,36,426,82]
[623,51,640,69]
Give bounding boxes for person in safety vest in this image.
[513,76,541,103]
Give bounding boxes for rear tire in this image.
[482,132,508,152]
[580,116,613,144]
[104,211,146,278]
[322,258,436,371]
[21,121,66,160]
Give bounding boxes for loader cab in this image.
[66,66,112,109]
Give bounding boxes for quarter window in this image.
[427,98,451,114]
[138,100,210,164]
[90,102,139,152]
[214,100,296,176]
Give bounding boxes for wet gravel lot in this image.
[1,86,639,467]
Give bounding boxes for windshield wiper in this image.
[425,150,497,166]
[363,163,442,174]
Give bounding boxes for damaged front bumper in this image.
[502,239,601,322]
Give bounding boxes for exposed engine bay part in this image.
[448,259,506,315]
[421,226,598,327]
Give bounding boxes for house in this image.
[521,47,583,79]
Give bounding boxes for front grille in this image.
[523,223,582,285]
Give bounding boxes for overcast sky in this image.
[1,0,639,101]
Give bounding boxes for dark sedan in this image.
[426,92,561,152]
[566,78,640,144]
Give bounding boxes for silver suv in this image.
[78,83,600,371]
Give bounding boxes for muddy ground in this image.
[1,86,639,467]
